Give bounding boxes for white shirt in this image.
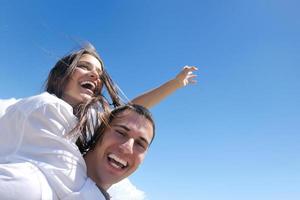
[0,98,18,118]
[0,92,106,200]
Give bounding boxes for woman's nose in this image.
[89,69,99,79]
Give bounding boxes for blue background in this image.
[1,1,299,199]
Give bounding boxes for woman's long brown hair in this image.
[44,42,124,147]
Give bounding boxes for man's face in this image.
[62,54,103,106]
[85,109,154,190]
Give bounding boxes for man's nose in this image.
[120,138,134,154]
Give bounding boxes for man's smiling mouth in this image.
[107,153,128,169]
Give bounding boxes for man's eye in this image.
[136,141,147,151]
[116,130,126,137]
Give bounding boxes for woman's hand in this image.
[174,66,198,88]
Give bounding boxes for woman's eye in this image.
[78,65,89,70]
[78,65,86,69]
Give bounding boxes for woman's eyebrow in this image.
[78,61,102,74]
[78,61,92,66]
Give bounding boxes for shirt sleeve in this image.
[20,102,89,198]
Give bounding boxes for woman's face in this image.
[62,54,103,107]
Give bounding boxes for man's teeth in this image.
[108,154,128,169]
[110,162,122,169]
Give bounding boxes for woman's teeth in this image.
[80,81,95,92]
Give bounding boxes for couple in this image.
[0,43,197,199]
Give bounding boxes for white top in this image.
[0,92,106,200]
[0,98,18,118]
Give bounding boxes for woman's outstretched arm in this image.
[131,66,198,108]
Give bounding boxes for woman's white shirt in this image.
[0,92,106,200]
[0,98,18,118]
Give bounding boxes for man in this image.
[84,104,155,199]
[0,104,155,200]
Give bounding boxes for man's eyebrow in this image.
[114,124,130,131]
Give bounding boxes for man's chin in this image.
[103,175,126,189]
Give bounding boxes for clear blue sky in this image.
[1,1,299,199]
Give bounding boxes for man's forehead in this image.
[111,111,149,127]
[110,110,153,135]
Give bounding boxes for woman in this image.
[0,44,113,199]
[0,43,197,199]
